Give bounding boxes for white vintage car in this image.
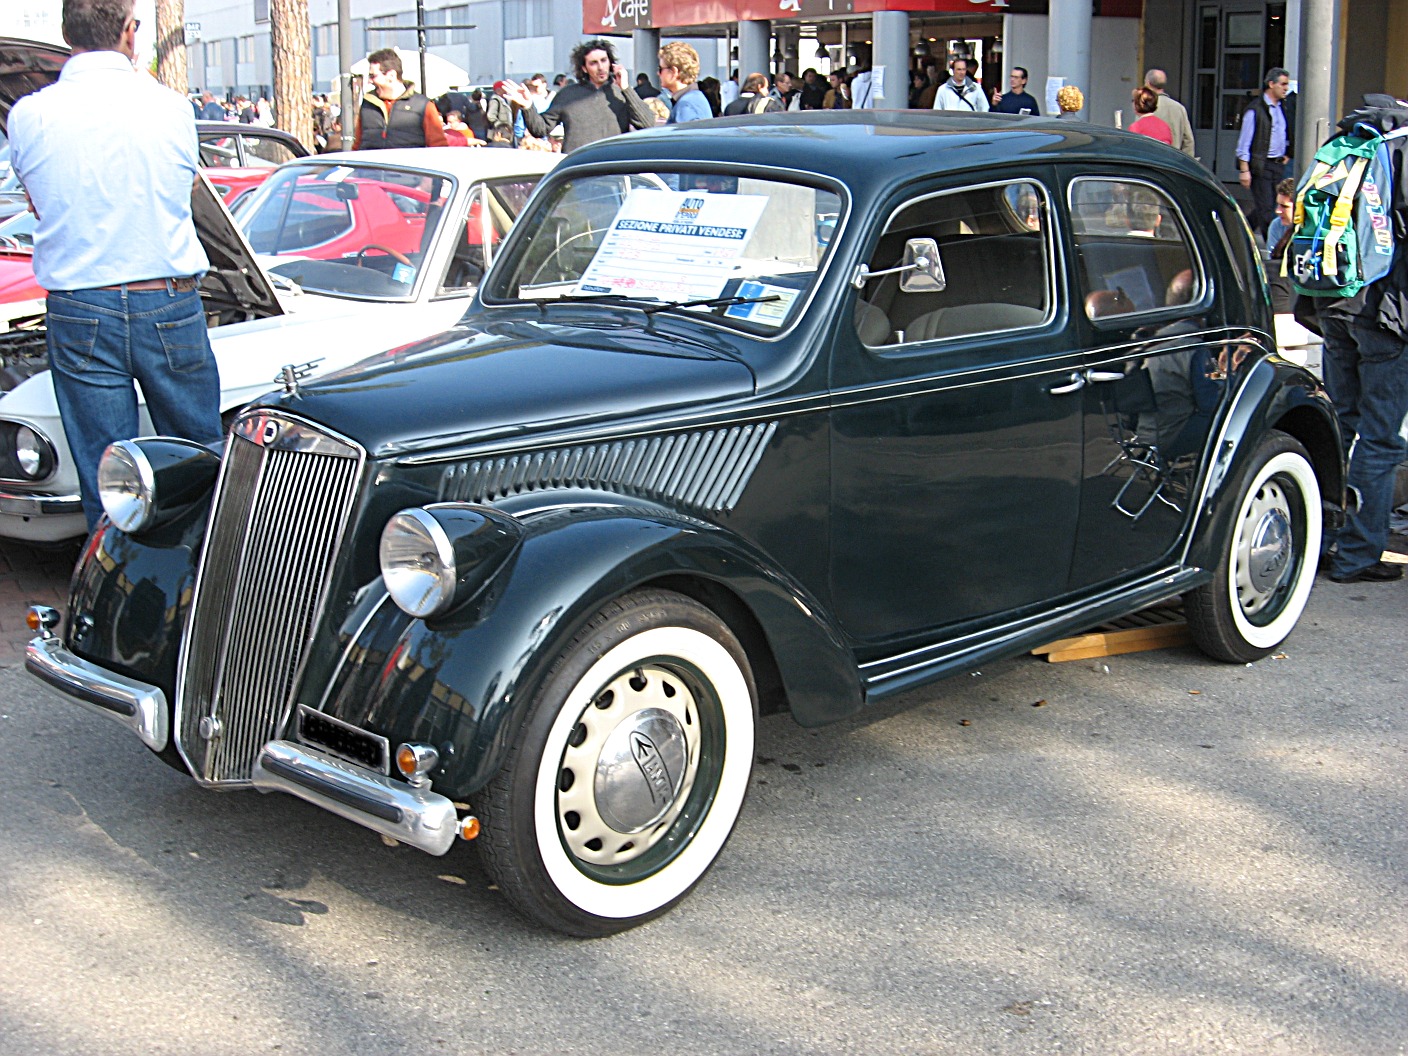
[0,147,557,541]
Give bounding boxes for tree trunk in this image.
[270,0,314,151]
[155,0,188,95]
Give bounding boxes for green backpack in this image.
[1288,124,1407,297]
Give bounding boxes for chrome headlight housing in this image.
[97,441,156,532]
[0,420,57,481]
[97,438,222,535]
[380,504,523,619]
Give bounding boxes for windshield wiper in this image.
[640,294,781,315]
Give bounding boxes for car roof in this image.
[307,147,560,180]
[556,111,1216,198]
[196,122,309,156]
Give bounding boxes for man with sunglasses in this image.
[8,0,222,531]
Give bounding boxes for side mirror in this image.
[899,237,946,293]
[851,236,948,292]
[335,181,360,202]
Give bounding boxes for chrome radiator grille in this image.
[177,413,363,785]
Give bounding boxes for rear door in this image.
[1062,171,1233,590]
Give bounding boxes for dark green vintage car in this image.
[30,112,1344,936]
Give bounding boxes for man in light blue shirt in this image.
[9,0,222,531]
[1235,68,1293,238]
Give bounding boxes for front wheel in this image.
[1185,431,1321,662]
[477,590,756,936]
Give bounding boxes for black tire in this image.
[477,589,757,936]
[1185,430,1321,662]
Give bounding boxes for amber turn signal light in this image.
[460,815,480,841]
[395,742,439,788]
[27,605,59,634]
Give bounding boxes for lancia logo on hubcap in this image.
[631,732,675,807]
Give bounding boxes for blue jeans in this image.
[45,285,222,530]
[1319,313,1408,576]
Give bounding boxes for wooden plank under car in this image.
[1031,603,1191,663]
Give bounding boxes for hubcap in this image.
[595,708,688,832]
[1235,478,1296,618]
[557,664,701,866]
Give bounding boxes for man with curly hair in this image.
[658,42,711,125]
[509,38,653,153]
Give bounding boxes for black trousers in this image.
[1249,158,1286,239]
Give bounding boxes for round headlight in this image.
[97,440,156,533]
[15,426,44,478]
[380,508,456,618]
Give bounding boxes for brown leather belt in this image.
[96,276,199,292]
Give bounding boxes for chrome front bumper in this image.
[0,488,82,516]
[26,633,169,751]
[252,740,460,856]
[27,632,462,856]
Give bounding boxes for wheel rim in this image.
[1234,475,1298,622]
[533,625,753,919]
[557,662,706,872]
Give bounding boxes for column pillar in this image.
[632,29,660,87]
[737,20,771,85]
[1297,0,1339,159]
[1046,0,1091,116]
[871,10,910,109]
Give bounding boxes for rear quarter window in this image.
[1069,177,1203,320]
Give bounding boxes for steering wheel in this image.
[355,243,413,267]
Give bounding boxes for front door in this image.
[829,174,1086,651]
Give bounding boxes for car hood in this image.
[0,37,281,322]
[256,317,758,457]
[0,38,66,127]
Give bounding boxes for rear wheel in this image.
[1185,431,1320,662]
[477,590,756,936]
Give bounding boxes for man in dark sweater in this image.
[508,38,652,153]
[991,67,1039,114]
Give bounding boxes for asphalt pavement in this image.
[0,541,1403,1055]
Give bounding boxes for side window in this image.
[853,180,1052,347]
[198,135,240,168]
[438,177,544,294]
[1070,178,1201,320]
[243,135,300,167]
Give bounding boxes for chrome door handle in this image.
[1049,372,1086,395]
[1084,370,1126,383]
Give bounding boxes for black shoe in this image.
[1329,561,1405,583]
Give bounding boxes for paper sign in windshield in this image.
[575,189,768,301]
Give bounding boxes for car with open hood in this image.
[0,37,558,540]
[28,112,1344,936]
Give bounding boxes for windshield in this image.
[239,162,455,300]
[489,170,844,333]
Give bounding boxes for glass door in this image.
[1190,1,1285,182]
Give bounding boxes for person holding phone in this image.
[508,38,652,153]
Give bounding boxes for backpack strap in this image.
[1322,152,1371,278]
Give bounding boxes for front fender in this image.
[1184,355,1344,573]
[319,506,860,799]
